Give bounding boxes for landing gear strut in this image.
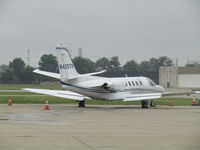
[141,100,149,108]
[78,100,85,107]
[141,100,155,108]
[150,100,155,107]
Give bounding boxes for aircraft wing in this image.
[124,93,162,101]
[124,91,200,101]
[23,88,90,101]
[33,69,60,79]
[162,91,200,97]
[33,69,106,80]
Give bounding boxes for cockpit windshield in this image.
[147,78,156,86]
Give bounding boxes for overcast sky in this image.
[0,0,199,66]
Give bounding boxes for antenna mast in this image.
[27,49,30,66]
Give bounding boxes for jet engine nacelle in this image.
[101,81,126,91]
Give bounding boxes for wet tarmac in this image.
[0,104,200,150]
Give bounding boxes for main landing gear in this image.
[78,100,156,108]
[141,100,155,108]
[78,100,85,107]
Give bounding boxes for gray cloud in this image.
[0,0,199,66]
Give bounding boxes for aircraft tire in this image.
[78,100,85,107]
[141,100,149,109]
[150,100,155,107]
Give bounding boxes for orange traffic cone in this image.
[8,97,12,106]
[43,100,49,110]
[191,96,197,106]
[168,101,174,106]
[168,97,174,106]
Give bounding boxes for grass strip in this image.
[0,84,62,90]
[0,92,41,95]
[0,96,197,106]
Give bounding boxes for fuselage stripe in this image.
[60,81,111,93]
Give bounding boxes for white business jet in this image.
[23,44,200,108]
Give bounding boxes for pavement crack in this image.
[73,136,95,150]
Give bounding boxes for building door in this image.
[167,82,170,88]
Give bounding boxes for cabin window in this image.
[128,81,131,86]
[132,81,135,86]
[147,78,156,86]
[135,81,139,86]
[139,81,143,86]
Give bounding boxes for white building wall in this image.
[159,67,178,88]
[178,74,200,88]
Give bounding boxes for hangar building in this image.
[159,66,200,88]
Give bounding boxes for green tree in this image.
[138,61,150,76]
[107,56,122,77]
[158,56,174,66]
[95,57,110,71]
[110,56,120,68]
[123,60,138,76]
[73,57,95,74]
[0,64,9,72]
[9,58,25,82]
[0,70,13,83]
[23,66,35,83]
[39,54,58,72]
[137,57,173,83]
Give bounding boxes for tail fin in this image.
[56,44,79,81]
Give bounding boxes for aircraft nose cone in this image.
[156,85,165,92]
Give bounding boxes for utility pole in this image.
[78,48,83,57]
[27,49,30,66]
[175,57,178,66]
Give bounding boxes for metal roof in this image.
[178,67,200,74]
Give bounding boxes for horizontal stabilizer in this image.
[124,93,162,101]
[33,69,60,79]
[68,69,106,80]
[33,69,106,80]
[23,88,90,101]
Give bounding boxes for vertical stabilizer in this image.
[56,44,79,81]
